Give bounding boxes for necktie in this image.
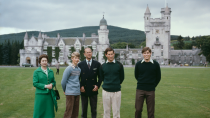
[88,61,90,69]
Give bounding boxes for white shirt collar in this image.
[86,59,92,66]
[141,58,154,64]
[106,59,116,63]
[41,67,48,76]
[70,63,78,69]
[86,59,92,63]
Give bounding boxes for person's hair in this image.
[142,47,151,54]
[84,47,92,53]
[39,54,48,64]
[71,52,80,58]
[105,47,115,55]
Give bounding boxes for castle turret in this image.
[38,31,43,46]
[164,5,171,32]
[97,15,110,63]
[24,31,28,47]
[144,5,151,32]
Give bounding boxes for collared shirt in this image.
[41,66,48,77]
[106,59,116,63]
[86,59,92,66]
[141,58,154,64]
[70,63,78,69]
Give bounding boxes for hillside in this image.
[0,25,180,46]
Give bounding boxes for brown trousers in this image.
[135,89,155,118]
[63,95,80,118]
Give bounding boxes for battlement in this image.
[150,18,165,23]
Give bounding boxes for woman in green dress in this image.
[33,54,57,118]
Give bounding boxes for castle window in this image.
[44,46,47,50]
[167,17,168,19]
[152,52,154,56]
[92,45,96,49]
[161,52,163,56]
[161,45,163,49]
[156,37,159,42]
[76,44,80,49]
[138,54,141,58]
[147,17,148,20]
[152,45,154,49]
[52,51,55,57]
[60,44,63,49]
[60,52,63,57]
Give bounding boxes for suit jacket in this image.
[78,59,102,96]
[33,67,58,111]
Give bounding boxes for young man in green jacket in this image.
[100,47,124,118]
[135,47,161,118]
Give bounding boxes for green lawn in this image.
[0,67,210,118]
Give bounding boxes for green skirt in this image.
[33,93,55,118]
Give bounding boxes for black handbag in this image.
[54,85,60,100]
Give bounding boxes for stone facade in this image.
[19,16,110,67]
[19,7,206,67]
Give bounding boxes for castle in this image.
[19,5,206,67]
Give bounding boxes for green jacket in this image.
[33,67,58,111]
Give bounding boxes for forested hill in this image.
[0,25,180,46]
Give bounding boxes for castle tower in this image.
[24,31,28,47]
[97,15,110,63]
[144,5,172,64]
[38,31,43,46]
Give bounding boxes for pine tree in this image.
[47,47,52,65]
[80,46,85,61]
[2,41,9,65]
[7,40,11,64]
[55,47,61,62]
[0,43,2,65]
[177,35,185,49]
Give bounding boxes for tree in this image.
[110,42,136,49]
[17,53,20,65]
[139,41,146,48]
[177,35,185,49]
[132,59,135,65]
[196,36,210,62]
[68,46,76,62]
[47,47,52,65]
[10,41,17,65]
[1,40,9,65]
[55,47,61,62]
[7,40,11,64]
[0,43,2,65]
[80,46,85,61]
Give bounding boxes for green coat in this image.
[33,67,58,118]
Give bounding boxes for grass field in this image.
[0,67,210,118]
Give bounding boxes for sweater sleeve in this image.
[119,63,124,84]
[97,63,102,89]
[155,62,161,87]
[78,63,83,88]
[135,62,138,80]
[61,66,72,92]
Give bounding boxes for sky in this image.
[0,0,209,37]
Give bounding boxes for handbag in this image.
[54,85,60,100]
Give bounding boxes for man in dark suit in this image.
[78,47,102,118]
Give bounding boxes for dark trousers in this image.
[64,95,80,118]
[56,69,59,75]
[135,89,155,118]
[81,95,97,118]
